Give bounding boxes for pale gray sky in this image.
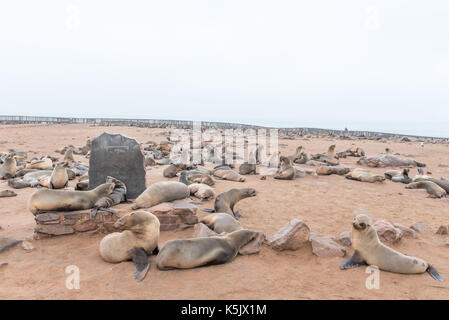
[0,1,448,137]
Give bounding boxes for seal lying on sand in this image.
[213,169,246,182]
[405,181,447,198]
[25,157,53,170]
[203,188,257,219]
[28,182,115,215]
[132,181,189,210]
[357,154,425,168]
[0,190,17,197]
[156,229,258,270]
[99,211,160,282]
[345,168,385,183]
[340,214,442,281]
[201,212,243,234]
[188,183,215,200]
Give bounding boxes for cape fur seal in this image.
[99,211,160,282]
[213,169,246,182]
[188,183,215,200]
[28,182,115,215]
[187,173,215,186]
[0,190,17,197]
[91,176,127,217]
[0,154,16,179]
[316,165,350,176]
[340,214,442,281]
[63,147,74,163]
[204,188,257,219]
[405,181,446,198]
[132,181,189,210]
[345,168,385,183]
[274,156,295,180]
[25,157,53,170]
[201,212,243,234]
[414,177,449,194]
[49,162,69,189]
[156,229,258,270]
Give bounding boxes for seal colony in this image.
[1,125,447,296]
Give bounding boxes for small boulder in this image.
[410,222,434,234]
[310,233,346,257]
[436,225,449,235]
[192,223,217,238]
[373,220,402,243]
[21,240,35,252]
[239,232,265,255]
[266,219,310,251]
[338,231,352,246]
[394,224,418,239]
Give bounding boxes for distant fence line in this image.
[0,115,446,141]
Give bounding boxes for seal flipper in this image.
[340,251,366,269]
[152,246,159,255]
[233,211,244,219]
[202,208,215,213]
[427,265,443,282]
[128,247,150,282]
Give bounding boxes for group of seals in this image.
[341,214,442,281]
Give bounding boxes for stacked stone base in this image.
[33,200,199,239]
[34,210,122,239]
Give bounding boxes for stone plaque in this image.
[88,132,146,198]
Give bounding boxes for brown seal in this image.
[28,182,115,215]
[340,214,442,281]
[274,156,295,180]
[156,229,258,270]
[405,181,446,198]
[99,211,160,282]
[132,181,190,210]
[204,188,257,219]
[0,154,17,179]
[201,212,243,234]
[0,190,17,197]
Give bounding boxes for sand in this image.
[0,123,449,299]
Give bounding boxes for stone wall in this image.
[33,200,199,239]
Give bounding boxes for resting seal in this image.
[340,214,442,281]
[156,229,257,270]
[99,211,160,281]
[25,157,53,170]
[132,181,189,210]
[213,169,246,182]
[201,212,243,234]
[346,168,385,183]
[187,173,215,186]
[204,188,257,219]
[188,183,215,200]
[0,154,16,179]
[405,181,446,198]
[91,176,127,217]
[28,182,115,215]
[274,156,295,180]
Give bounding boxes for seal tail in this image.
[427,265,443,281]
[128,247,150,282]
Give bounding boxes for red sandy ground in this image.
[0,124,448,299]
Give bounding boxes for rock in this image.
[35,224,75,236]
[21,241,35,252]
[148,202,174,215]
[239,232,265,255]
[88,132,146,198]
[310,233,346,257]
[192,223,218,238]
[0,238,21,253]
[74,220,97,232]
[172,200,197,216]
[266,219,310,251]
[436,225,449,235]
[35,213,60,223]
[410,222,434,234]
[394,224,418,239]
[373,220,402,243]
[338,231,352,246]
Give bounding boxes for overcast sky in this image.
[0,1,448,137]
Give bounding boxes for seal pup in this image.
[340,214,442,281]
[132,181,189,210]
[0,190,17,197]
[405,181,446,198]
[49,162,69,189]
[163,164,183,178]
[187,173,215,186]
[63,147,75,163]
[204,188,257,219]
[0,154,16,179]
[91,176,127,217]
[99,211,160,282]
[156,229,258,270]
[28,182,115,215]
[274,156,295,180]
[201,212,243,234]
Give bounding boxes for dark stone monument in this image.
[88,132,146,198]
